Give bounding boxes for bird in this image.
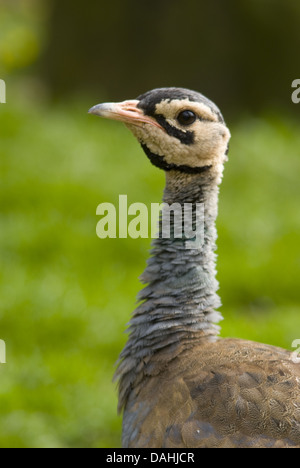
[89,87,300,448]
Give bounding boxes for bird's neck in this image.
[116,165,224,410]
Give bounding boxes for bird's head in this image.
[89,87,230,174]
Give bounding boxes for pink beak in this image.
[89,99,163,130]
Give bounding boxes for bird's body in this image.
[89,88,300,448]
[123,338,300,448]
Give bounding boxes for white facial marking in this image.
[127,98,230,171]
[155,99,218,123]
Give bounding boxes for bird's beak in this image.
[88,100,163,130]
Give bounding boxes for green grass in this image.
[0,99,300,447]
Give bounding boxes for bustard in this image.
[89,88,300,448]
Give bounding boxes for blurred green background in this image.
[0,0,300,448]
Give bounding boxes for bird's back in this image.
[122,338,300,448]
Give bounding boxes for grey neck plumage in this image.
[116,167,224,410]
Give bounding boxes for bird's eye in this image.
[177,110,197,126]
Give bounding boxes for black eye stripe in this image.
[155,115,194,145]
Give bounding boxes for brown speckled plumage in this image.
[123,339,300,448]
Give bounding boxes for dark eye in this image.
[177,110,197,126]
